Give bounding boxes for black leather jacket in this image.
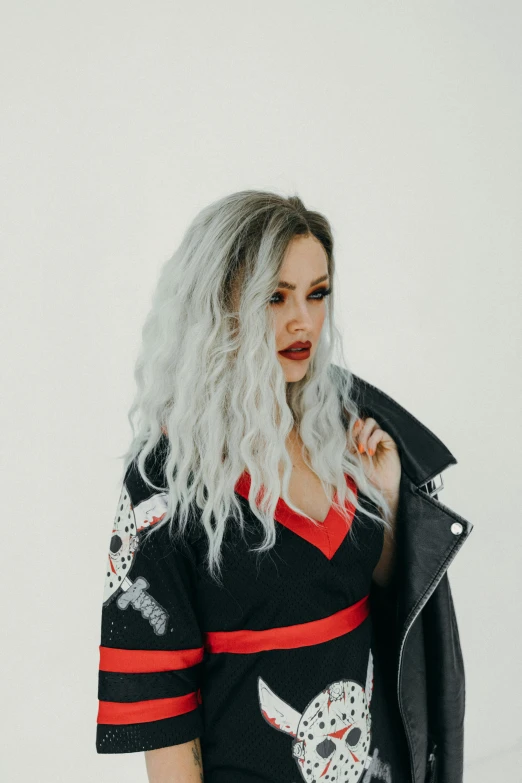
[336,369,474,783]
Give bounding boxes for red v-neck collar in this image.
[234,471,358,560]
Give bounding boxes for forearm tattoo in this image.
[191,740,204,782]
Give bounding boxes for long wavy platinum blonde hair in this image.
[120,189,394,583]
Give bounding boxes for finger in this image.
[356,418,379,453]
[353,417,365,433]
[350,418,368,454]
[348,418,364,454]
[366,429,385,456]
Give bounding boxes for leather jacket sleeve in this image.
[423,570,466,783]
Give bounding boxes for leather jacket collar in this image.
[348,371,457,488]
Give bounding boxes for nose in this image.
[285,299,314,330]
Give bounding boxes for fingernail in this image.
[358,442,365,453]
[368,448,374,456]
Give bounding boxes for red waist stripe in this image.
[204,593,370,654]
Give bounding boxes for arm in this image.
[372,489,399,588]
[350,416,401,588]
[145,737,204,782]
[96,458,205,757]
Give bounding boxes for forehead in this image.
[228,234,329,310]
[279,235,329,286]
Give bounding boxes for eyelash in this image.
[269,287,332,305]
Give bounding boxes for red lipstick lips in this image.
[278,340,312,361]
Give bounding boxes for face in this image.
[269,234,331,382]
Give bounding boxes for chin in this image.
[280,362,309,383]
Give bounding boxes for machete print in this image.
[103,483,171,635]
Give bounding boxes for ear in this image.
[257,676,301,738]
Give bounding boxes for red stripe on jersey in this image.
[234,471,358,559]
[204,593,370,654]
[99,645,204,673]
[97,689,200,725]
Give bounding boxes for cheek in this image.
[272,311,284,345]
[314,309,326,334]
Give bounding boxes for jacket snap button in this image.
[451,522,463,535]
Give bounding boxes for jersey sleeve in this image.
[96,457,204,753]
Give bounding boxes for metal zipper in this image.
[396,492,471,783]
[418,473,444,499]
[418,468,446,488]
[427,746,437,783]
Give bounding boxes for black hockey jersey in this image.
[96,444,411,782]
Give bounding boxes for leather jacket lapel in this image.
[395,470,473,633]
[348,372,457,487]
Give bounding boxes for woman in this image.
[96,191,472,782]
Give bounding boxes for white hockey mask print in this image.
[103,483,170,635]
[258,649,375,782]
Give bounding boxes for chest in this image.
[284,462,334,523]
[192,481,384,634]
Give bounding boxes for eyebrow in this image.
[276,274,329,291]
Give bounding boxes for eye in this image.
[269,287,332,305]
[310,287,332,301]
[345,727,362,747]
[316,737,336,758]
[110,534,123,554]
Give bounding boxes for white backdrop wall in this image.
[1,1,520,781]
